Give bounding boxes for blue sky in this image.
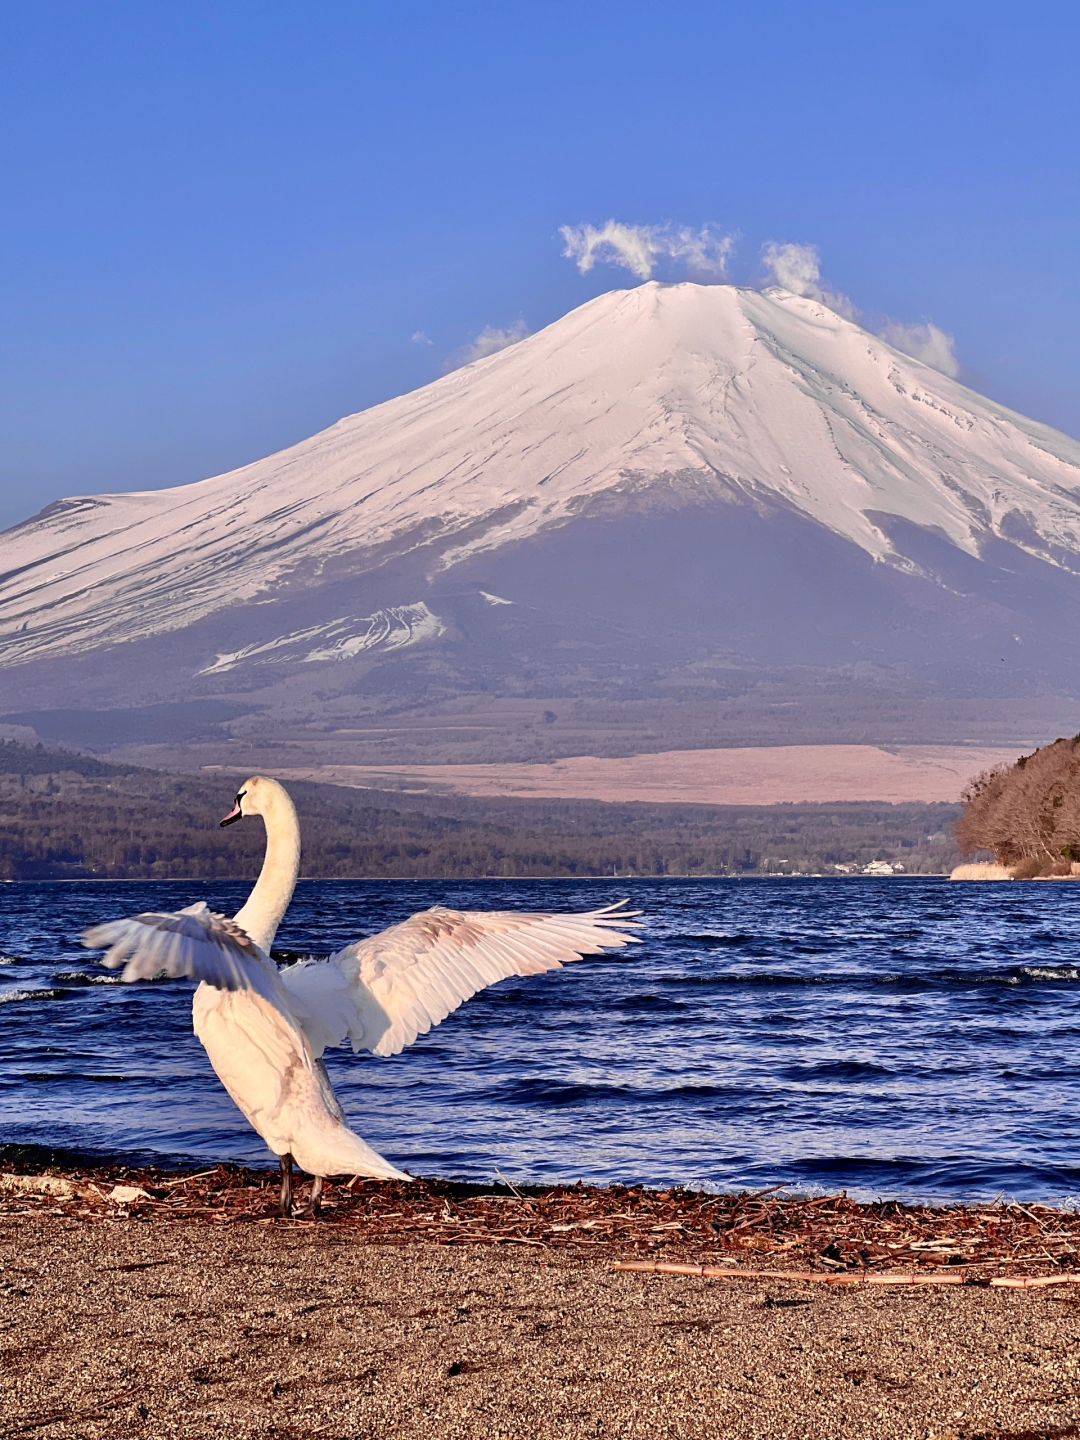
[2,0,1078,529]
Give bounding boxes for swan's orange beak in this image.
[219,802,242,828]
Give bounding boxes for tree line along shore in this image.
[15,729,1080,882]
[0,740,958,880]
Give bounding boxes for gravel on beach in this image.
[4,1213,1080,1440]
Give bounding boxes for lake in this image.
[1,877,1078,1204]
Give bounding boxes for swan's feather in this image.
[82,901,280,1000]
[280,901,642,1058]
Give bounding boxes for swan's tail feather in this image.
[306,1125,411,1182]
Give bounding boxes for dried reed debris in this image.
[1,1162,1077,1282]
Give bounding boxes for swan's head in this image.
[219,775,288,828]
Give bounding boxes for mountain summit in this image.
[3,282,1080,754]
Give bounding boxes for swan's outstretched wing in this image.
[82,901,280,1000]
[280,901,642,1059]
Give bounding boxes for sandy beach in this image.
[3,1169,1079,1440]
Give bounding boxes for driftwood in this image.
[613,1260,1080,1288]
[0,1173,94,1200]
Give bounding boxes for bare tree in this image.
[956,736,1080,870]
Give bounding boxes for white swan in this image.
[82,775,641,1214]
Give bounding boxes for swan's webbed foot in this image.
[278,1152,294,1218]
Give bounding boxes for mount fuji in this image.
[3,281,1080,762]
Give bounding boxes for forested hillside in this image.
[0,742,958,879]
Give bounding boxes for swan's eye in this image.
[236,790,246,807]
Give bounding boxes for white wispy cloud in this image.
[444,318,531,372]
[560,220,735,281]
[879,320,960,379]
[555,220,962,379]
[410,330,434,346]
[762,240,960,377]
[760,241,856,319]
[461,319,530,362]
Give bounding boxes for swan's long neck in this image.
[232,786,301,953]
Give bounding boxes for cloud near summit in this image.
[760,240,959,378]
[554,223,960,379]
[879,321,960,379]
[559,220,735,281]
[760,242,857,320]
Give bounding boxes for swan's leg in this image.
[278,1153,294,1217]
[291,1174,323,1220]
[293,1175,325,1219]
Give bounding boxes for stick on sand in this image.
[613,1261,1080,1288]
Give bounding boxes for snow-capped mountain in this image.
[3,281,1080,752]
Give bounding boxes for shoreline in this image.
[3,871,950,883]
[4,1164,1079,1440]
[4,1161,1079,1278]
[950,864,1080,881]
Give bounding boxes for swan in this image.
[82,775,641,1214]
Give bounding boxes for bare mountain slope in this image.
[2,282,1079,758]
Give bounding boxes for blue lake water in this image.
[1,877,1078,1204]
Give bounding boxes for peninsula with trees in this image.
[955,735,1080,878]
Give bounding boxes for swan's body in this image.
[190,780,405,1181]
[84,776,641,1207]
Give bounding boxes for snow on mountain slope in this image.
[2,280,1080,670]
[200,602,445,674]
